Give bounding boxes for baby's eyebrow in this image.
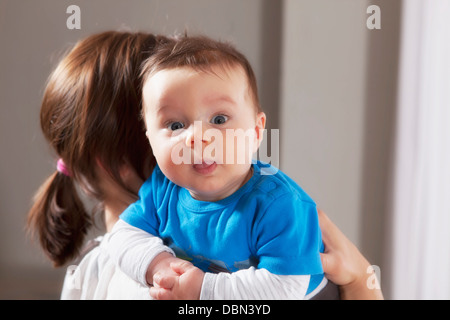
[154,103,172,115]
[203,94,237,106]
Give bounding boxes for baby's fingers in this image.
[170,260,194,275]
[150,286,173,300]
[153,272,176,289]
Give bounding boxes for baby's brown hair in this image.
[140,35,261,113]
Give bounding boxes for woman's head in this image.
[28,31,166,267]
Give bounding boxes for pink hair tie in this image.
[57,158,72,177]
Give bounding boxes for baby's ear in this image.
[256,112,266,131]
[253,112,266,151]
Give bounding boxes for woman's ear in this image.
[119,161,144,195]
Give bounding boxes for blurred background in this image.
[0,0,448,299]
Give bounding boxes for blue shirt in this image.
[121,161,324,293]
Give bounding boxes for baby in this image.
[108,35,328,299]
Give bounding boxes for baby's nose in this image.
[185,121,210,148]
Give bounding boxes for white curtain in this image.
[389,0,450,299]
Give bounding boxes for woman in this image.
[27,31,382,300]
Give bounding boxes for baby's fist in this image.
[150,261,204,300]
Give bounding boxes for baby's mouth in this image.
[193,161,217,175]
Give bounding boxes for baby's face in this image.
[142,65,265,201]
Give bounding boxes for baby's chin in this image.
[186,183,227,202]
[184,181,233,202]
[166,162,252,201]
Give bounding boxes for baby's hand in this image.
[146,252,184,286]
[150,260,204,300]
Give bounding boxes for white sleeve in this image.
[105,219,175,287]
[199,267,310,300]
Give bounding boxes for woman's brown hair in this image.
[28,31,167,267]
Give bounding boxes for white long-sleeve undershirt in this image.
[107,219,314,300]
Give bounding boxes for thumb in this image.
[170,260,193,275]
[320,252,345,286]
[320,252,336,276]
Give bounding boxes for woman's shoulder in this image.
[72,237,103,265]
[61,234,151,300]
[60,236,104,299]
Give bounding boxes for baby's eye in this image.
[211,115,228,125]
[168,121,185,131]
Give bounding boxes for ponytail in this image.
[28,31,163,267]
[27,170,91,267]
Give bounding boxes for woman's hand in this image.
[318,209,383,300]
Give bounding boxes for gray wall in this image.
[280,0,370,245]
[280,0,401,297]
[0,0,400,298]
